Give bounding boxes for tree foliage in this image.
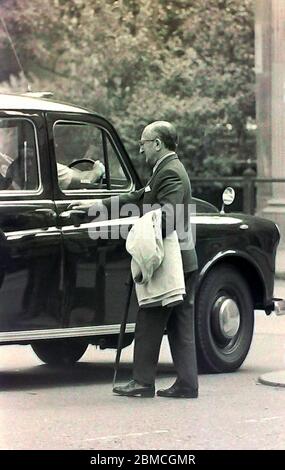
[0,0,255,180]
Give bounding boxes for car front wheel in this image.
[31,339,88,365]
[195,264,254,373]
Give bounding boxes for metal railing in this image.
[191,175,285,215]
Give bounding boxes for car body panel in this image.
[1,93,91,114]
[194,213,278,307]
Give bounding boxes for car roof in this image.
[0,93,92,114]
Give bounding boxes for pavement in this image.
[258,246,285,388]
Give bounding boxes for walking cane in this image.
[113,272,134,388]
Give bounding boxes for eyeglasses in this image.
[139,139,157,146]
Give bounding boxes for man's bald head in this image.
[144,121,178,152]
[140,120,178,168]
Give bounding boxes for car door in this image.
[0,112,63,335]
[46,112,140,332]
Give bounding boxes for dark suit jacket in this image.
[103,153,198,273]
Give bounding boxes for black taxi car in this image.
[0,92,282,373]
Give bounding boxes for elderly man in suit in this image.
[71,121,199,398]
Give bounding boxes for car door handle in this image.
[59,209,86,227]
[59,209,86,219]
[35,208,57,218]
[34,208,57,230]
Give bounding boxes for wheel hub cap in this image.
[213,296,240,339]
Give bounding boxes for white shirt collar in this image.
[152,152,176,174]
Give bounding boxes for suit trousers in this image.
[133,270,198,390]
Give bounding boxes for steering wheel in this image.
[68,158,105,186]
[68,158,95,168]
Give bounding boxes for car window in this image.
[0,118,39,192]
[53,121,130,191]
[106,136,130,189]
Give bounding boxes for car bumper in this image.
[274,299,285,315]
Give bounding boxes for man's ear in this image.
[155,138,162,150]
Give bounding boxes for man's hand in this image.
[67,200,93,211]
[67,199,104,214]
[78,161,105,185]
[90,160,105,183]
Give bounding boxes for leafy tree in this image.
[0,0,255,181]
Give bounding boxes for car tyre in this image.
[195,264,254,373]
[31,339,88,365]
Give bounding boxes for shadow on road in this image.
[0,361,176,392]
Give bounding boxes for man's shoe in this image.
[157,383,198,398]
[113,380,155,397]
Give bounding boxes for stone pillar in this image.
[255,0,272,210]
[256,0,285,245]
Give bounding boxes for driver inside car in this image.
[57,160,105,190]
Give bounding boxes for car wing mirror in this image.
[221,187,235,214]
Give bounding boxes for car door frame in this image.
[45,111,141,336]
[0,110,64,342]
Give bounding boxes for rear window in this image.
[0,118,40,192]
